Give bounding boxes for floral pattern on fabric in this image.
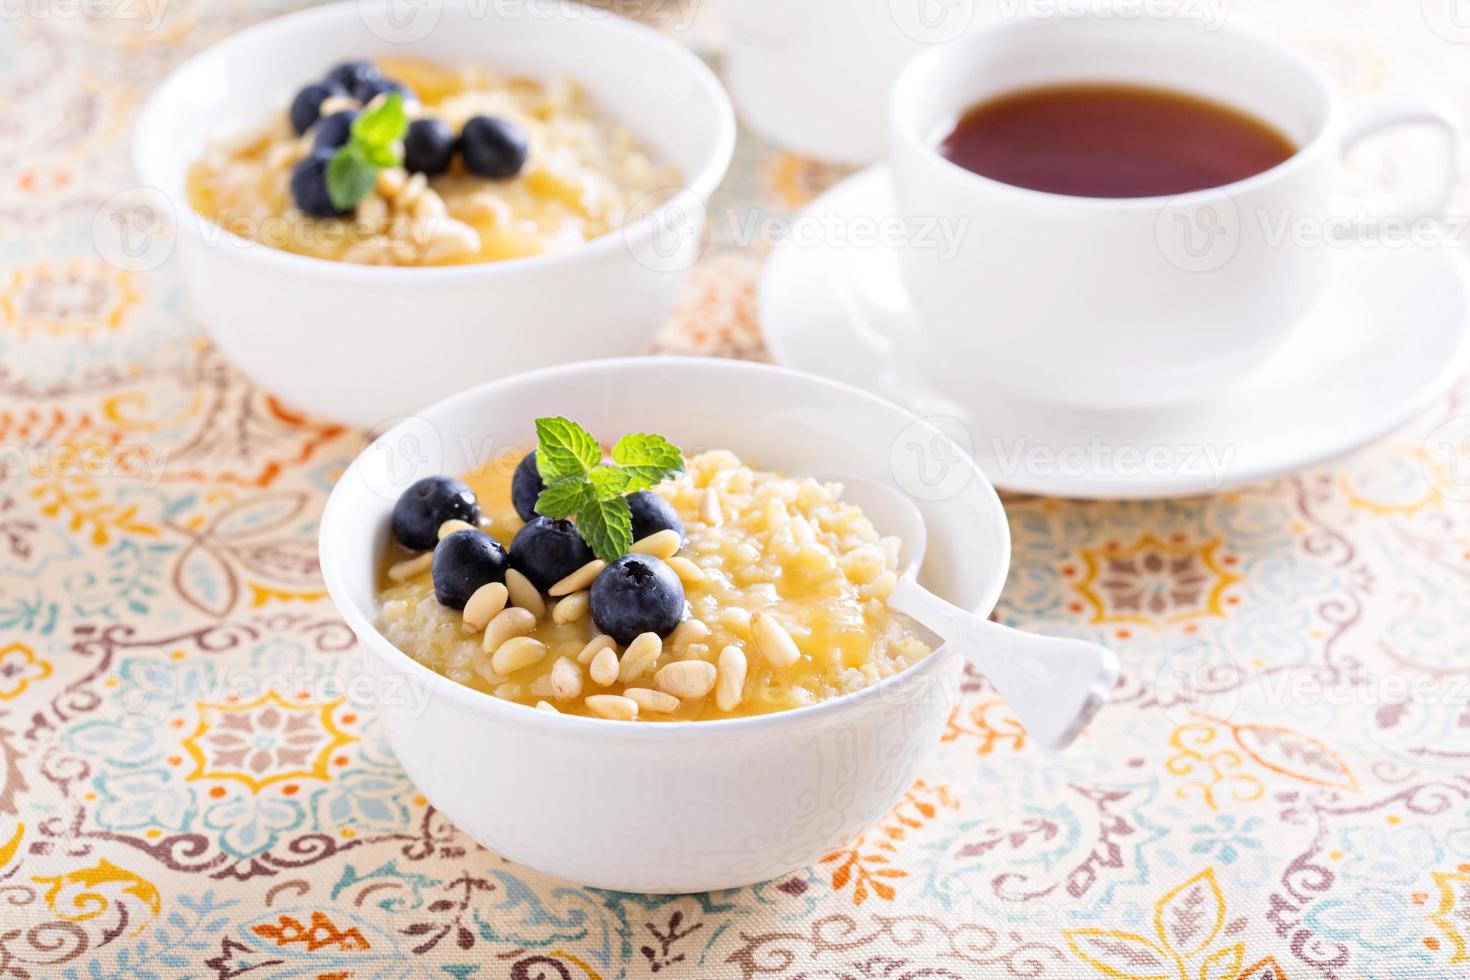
[0,1,1467,977]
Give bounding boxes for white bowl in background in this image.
[133,0,735,429]
[318,357,1011,893]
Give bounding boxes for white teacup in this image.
[890,15,1461,410]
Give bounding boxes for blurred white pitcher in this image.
[710,0,985,163]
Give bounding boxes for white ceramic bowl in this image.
[319,357,1011,893]
[133,0,734,430]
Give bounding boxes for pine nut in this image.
[666,556,706,584]
[625,687,680,714]
[342,238,393,265]
[585,695,638,721]
[577,634,616,665]
[491,636,547,676]
[589,646,620,687]
[320,95,359,117]
[631,529,681,559]
[552,590,590,624]
[462,191,512,225]
[618,632,662,684]
[420,218,480,263]
[549,559,605,596]
[536,700,558,713]
[505,568,546,619]
[356,194,389,234]
[550,656,584,701]
[461,582,509,633]
[376,167,407,198]
[438,519,476,540]
[716,645,748,712]
[655,660,717,699]
[719,607,751,632]
[398,172,429,208]
[700,488,723,526]
[387,552,433,582]
[669,618,710,650]
[751,612,801,668]
[481,606,536,654]
[411,189,448,220]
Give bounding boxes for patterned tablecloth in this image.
[4,1,1470,978]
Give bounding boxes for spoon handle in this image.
[891,576,1119,749]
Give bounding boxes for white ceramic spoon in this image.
[835,475,1119,749]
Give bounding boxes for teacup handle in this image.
[1340,94,1462,227]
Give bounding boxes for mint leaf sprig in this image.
[326,91,408,212]
[532,417,685,562]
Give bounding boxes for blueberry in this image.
[460,116,528,179]
[313,110,359,151]
[290,150,349,218]
[290,82,344,136]
[325,60,381,97]
[509,517,594,593]
[628,490,684,545]
[403,118,457,176]
[511,451,545,522]
[590,554,685,644]
[356,77,414,105]
[432,530,509,609]
[391,475,480,551]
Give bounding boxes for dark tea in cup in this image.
[938,83,1296,198]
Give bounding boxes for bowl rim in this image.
[319,356,1012,740]
[131,0,736,282]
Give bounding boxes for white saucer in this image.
[760,166,1470,499]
